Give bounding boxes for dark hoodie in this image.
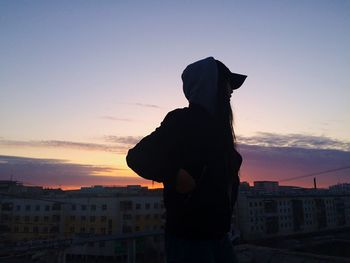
[126,57,242,239]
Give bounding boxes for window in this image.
[44,216,49,222]
[99,241,106,248]
[34,216,39,222]
[136,203,141,209]
[16,205,21,211]
[81,205,87,211]
[102,204,107,211]
[50,226,59,233]
[52,203,61,211]
[35,205,40,211]
[45,205,50,211]
[70,216,76,221]
[1,203,14,212]
[91,205,96,211]
[0,215,8,223]
[89,227,95,234]
[71,204,76,210]
[154,203,159,209]
[90,216,96,222]
[120,201,131,211]
[70,227,75,233]
[101,228,106,234]
[25,216,30,222]
[33,226,39,233]
[101,216,107,222]
[81,216,86,221]
[145,203,150,209]
[25,205,31,211]
[122,225,132,233]
[123,214,132,220]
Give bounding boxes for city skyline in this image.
[1,1,349,189]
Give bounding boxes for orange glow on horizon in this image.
[42,182,164,191]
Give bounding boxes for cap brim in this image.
[230,73,247,90]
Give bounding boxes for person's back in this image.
[127,56,247,263]
[160,104,242,239]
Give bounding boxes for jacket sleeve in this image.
[126,109,185,183]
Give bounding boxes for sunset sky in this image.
[1,1,349,189]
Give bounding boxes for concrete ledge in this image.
[235,244,350,263]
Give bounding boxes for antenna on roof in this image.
[313,177,317,189]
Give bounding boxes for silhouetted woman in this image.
[127,57,247,263]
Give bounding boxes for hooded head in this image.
[181,57,247,115]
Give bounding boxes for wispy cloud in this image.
[99,116,134,122]
[131,103,162,109]
[104,135,142,146]
[2,133,349,156]
[238,132,350,151]
[238,144,350,187]
[0,136,141,154]
[0,155,133,188]
[0,139,122,153]
[2,133,349,188]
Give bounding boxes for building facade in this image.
[236,183,350,240]
[0,183,164,261]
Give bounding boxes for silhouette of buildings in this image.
[236,181,350,240]
[0,182,164,262]
[1,180,349,262]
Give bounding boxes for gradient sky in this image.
[1,1,349,189]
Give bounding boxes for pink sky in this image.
[1,2,349,189]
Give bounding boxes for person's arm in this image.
[176,168,196,193]
[126,110,185,184]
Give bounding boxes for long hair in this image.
[216,64,236,149]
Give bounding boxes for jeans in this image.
[165,233,238,263]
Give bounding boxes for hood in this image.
[182,57,218,115]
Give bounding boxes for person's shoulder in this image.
[160,107,191,129]
[164,107,190,121]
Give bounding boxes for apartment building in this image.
[0,183,164,260]
[2,180,350,261]
[236,183,350,240]
[64,195,164,260]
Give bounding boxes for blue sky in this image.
[0,1,349,188]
